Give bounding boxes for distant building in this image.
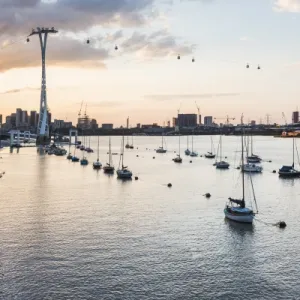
[90,119,98,129]
[172,117,178,127]
[53,119,73,130]
[48,112,52,125]
[204,116,213,126]
[5,116,11,127]
[199,115,202,125]
[21,110,28,125]
[177,114,197,128]
[167,120,170,127]
[292,111,299,124]
[16,108,22,127]
[11,113,16,127]
[102,124,113,130]
[126,117,129,129]
[136,123,141,129]
[30,111,37,127]
[0,114,2,125]
[250,120,256,126]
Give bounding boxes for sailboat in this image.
[190,135,198,157]
[125,136,130,149]
[72,147,79,162]
[117,136,133,179]
[93,136,102,169]
[247,135,262,163]
[67,142,72,160]
[224,133,257,223]
[86,136,94,153]
[103,137,115,173]
[173,134,182,163]
[242,137,262,172]
[80,136,89,165]
[205,136,216,159]
[156,134,167,153]
[215,135,229,169]
[279,137,300,177]
[129,136,134,149]
[185,136,191,155]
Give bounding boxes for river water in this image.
[1,136,299,299]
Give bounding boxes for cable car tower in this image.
[28,27,58,145]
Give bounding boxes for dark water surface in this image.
[1,136,300,299]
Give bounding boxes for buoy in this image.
[115,45,118,50]
[167,183,172,187]
[153,157,155,159]
[204,193,211,198]
[237,166,241,170]
[146,148,148,150]
[269,160,272,163]
[272,170,276,173]
[225,156,227,159]
[135,176,139,181]
[136,155,139,157]
[278,221,286,228]
[174,151,176,153]
[200,155,203,157]
[190,160,192,163]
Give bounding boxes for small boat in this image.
[125,136,130,149]
[242,163,262,173]
[279,138,300,177]
[103,137,115,173]
[117,136,132,179]
[72,156,79,162]
[205,136,215,159]
[80,157,89,165]
[173,134,182,163]
[85,137,94,153]
[189,136,198,157]
[185,136,191,155]
[224,131,258,224]
[215,135,229,169]
[93,136,102,169]
[156,134,167,153]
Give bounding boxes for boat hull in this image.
[117,170,132,179]
[103,166,115,173]
[279,171,300,178]
[224,209,254,224]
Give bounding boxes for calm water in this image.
[1,136,300,300]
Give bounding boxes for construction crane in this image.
[214,115,235,125]
[195,101,201,125]
[177,102,182,116]
[282,112,287,126]
[78,100,84,117]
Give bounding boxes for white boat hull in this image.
[224,209,254,223]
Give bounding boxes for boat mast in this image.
[220,135,222,161]
[122,135,124,168]
[293,137,295,167]
[192,135,194,152]
[187,136,189,149]
[251,134,253,156]
[242,131,245,201]
[109,137,112,165]
[97,135,99,160]
[179,134,181,157]
[161,134,163,148]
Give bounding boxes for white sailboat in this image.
[103,137,115,173]
[190,135,198,157]
[156,134,167,153]
[224,133,258,224]
[117,136,132,179]
[205,136,215,159]
[215,135,229,169]
[93,136,102,169]
[185,136,191,155]
[173,134,182,163]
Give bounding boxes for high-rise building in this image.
[48,112,52,126]
[11,113,16,127]
[90,119,98,129]
[199,115,202,125]
[136,123,141,129]
[21,110,28,124]
[292,111,299,124]
[16,108,22,127]
[30,111,37,127]
[5,116,11,126]
[204,116,213,126]
[177,114,197,127]
[126,117,129,129]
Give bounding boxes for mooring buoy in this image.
[167,183,172,188]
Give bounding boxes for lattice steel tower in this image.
[29,27,58,145]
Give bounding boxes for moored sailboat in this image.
[173,134,182,163]
[279,137,300,177]
[185,136,191,155]
[103,137,115,173]
[224,132,258,224]
[205,136,215,159]
[117,136,132,179]
[156,134,167,153]
[190,135,198,157]
[215,135,229,169]
[93,136,102,169]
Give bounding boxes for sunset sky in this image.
[1,0,300,126]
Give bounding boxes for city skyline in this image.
[1,1,300,126]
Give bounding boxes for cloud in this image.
[144,93,240,101]
[0,86,39,94]
[274,0,300,12]
[0,0,195,71]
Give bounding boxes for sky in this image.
[1,0,300,126]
